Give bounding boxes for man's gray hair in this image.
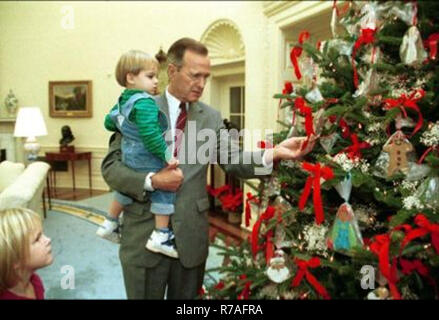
[167,38,208,68]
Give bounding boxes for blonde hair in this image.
[0,208,41,293]
[115,50,159,87]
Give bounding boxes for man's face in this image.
[168,50,211,103]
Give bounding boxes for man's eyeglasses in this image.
[181,70,209,84]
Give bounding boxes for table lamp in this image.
[13,106,48,161]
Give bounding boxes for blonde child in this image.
[0,208,53,300]
[96,50,179,258]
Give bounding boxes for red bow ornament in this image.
[298,162,334,225]
[251,206,275,259]
[424,33,439,60]
[245,193,260,228]
[400,214,439,255]
[290,31,311,80]
[383,89,425,137]
[352,28,377,88]
[291,257,330,299]
[341,133,371,161]
[369,234,401,300]
[294,97,315,150]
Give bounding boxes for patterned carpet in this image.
[38,194,223,299]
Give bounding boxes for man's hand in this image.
[151,162,184,192]
[265,135,317,165]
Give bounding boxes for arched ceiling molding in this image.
[200,19,245,65]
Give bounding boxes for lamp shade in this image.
[14,106,48,137]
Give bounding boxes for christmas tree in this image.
[205,1,439,300]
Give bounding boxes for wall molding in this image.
[201,19,245,66]
[263,1,300,18]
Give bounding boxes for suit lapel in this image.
[155,94,170,124]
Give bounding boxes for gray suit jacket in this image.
[101,94,268,268]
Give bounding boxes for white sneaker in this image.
[145,230,178,258]
[96,219,120,244]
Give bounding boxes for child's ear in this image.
[126,73,135,85]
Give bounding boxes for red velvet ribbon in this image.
[400,214,439,255]
[290,31,311,80]
[245,193,260,228]
[251,206,275,258]
[265,230,274,265]
[220,189,243,212]
[291,257,330,300]
[237,275,252,300]
[340,133,371,160]
[424,33,439,60]
[369,234,401,300]
[206,184,230,197]
[399,258,438,296]
[418,146,439,164]
[207,184,243,212]
[214,281,225,290]
[329,116,350,139]
[294,97,315,150]
[352,28,377,88]
[383,89,425,137]
[278,81,294,118]
[298,162,334,225]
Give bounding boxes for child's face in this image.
[128,67,159,95]
[25,223,53,271]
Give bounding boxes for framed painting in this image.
[49,80,92,118]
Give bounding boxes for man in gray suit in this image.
[101,38,314,299]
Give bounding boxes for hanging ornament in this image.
[298,162,335,225]
[400,26,428,67]
[413,176,439,211]
[290,31,311,81]
[305,86,324,103]
[266,250,290,284]
[382,130,415,177]
[320,133,340,154]
[272,195,294,222]
[367,285,390,300]
[359,2,381,30]
[327,174,364,253]
[266,175,281,198]
[299,56,316,88]
[353,68,380,97]
[386,1,417,26]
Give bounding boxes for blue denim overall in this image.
[110,92,175,215]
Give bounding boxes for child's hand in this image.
[167,158,179,169]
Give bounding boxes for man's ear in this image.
[167,64,177,81]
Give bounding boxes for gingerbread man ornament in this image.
[382,130,414,177]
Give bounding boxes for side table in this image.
[45,151,92,195]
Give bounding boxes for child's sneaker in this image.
[96,219,120,244]
[145,229,178,258]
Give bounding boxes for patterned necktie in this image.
[174,102,187,157]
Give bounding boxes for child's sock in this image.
[157,227,170,233]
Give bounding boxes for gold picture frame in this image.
[49,80,92,118]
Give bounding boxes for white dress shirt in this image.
[144,88,187,191]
